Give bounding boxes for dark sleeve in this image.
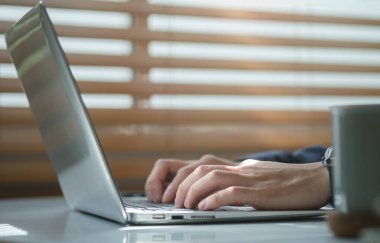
[236,145,327,164]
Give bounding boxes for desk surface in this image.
[0,196,356,243]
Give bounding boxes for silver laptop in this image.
[5,2,329,225]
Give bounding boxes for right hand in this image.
[144,155,237,203]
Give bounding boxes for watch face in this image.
[323,147,334,167]
[324,147,333,160]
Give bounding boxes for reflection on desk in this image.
[0,196,355,243]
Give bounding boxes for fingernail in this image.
[198,199,207,210]
[175,197,182,208]
[184,199,190,209]
[162,192,168,203]
[162,186,171,202]
[175,199,180,208]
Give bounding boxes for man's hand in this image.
[176,159,330,210]
[145,155,330,211]
[144,155,236,203]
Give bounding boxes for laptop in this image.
[5,2,329,225]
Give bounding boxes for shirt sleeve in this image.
[236,145,327,164]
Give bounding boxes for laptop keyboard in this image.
[122,198,190,211]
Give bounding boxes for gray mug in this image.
[332,104,380,214]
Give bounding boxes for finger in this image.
[168,155,237,205]
[175,165,235,208]
[183,168,244,209]
[161,164,197,204]
[144,159,186,203]
[198,186,253,210]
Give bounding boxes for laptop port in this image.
[153,214,165,219]
[171,215,184,220]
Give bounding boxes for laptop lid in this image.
[5,2,128,224]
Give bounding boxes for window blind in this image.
[1,0,379,197]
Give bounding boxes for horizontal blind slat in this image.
[2,78,380,96]
[0,108,331,125]
[1,21,379,49]
[1,51,380,72]
[1,0,379,25]
[0,158,152,183]
[0,125,331,153]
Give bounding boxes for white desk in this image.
[0,196,356,243]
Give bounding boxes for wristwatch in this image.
[322,147,334,206]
